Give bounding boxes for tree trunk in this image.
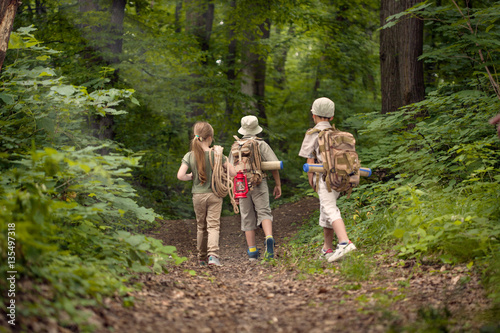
[174,0,182,33]
[241,19,270,123]
[78,0,124,152]
[0,0,22,72]
[185,0,214,56]
[380,0,425,114]
[109,0,126,59]
[185,0,215,119]
[272,25,294,90]
[224,0,237,118]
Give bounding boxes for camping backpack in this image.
[231,136,264,189]
[308,125,360,197]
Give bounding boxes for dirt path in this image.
[92,197,495,333]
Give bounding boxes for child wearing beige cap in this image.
[230,115,282,261]
[298,97,356,262]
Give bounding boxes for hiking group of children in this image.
[177,97,356,267]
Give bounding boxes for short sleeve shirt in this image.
[298,121,332,163]
[182,151,227,193]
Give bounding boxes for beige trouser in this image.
[192,192,223,260]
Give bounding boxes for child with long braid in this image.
[177,122,236,266]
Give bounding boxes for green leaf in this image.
[393,229,406,238]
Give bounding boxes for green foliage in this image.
[338,252,373,282]
[329,1,500,308]
[12,0,382,218]
[340,90,500,262]
[0,29,184,329]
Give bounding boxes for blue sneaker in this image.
[264,237,275,260]
[247,248,260,261]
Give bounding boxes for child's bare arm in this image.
[271,170,281,199]
[306,158,315,189]
[490,114,500,138]
[223,161,237,178]
[177,164,193,181]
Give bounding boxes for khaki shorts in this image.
[239,179,273,231]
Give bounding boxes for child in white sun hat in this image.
[230,115,282,261]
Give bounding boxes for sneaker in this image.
[247,248,260,261]
[328,241,356,262]
[199,260,208,267]
[264,237,275,260]
[319,248,334,260]
[208,255,222,266]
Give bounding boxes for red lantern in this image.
[234,171,248,199]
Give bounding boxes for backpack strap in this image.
[306,128,321,135]
[317,128,335,192]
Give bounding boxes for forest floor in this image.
[84,196,498,333]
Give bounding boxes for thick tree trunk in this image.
[0,0,22,72]
[272,25,294,90]
[380,0,425,114]
[241,19,270,123]
[185,0,215,119]
[78,0,126,152]
[185,0,214,56]
[109,0,126,58]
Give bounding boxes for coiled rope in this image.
[210,145,239,214]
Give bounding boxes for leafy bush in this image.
[333,1,500,304]
[0,28,184,330]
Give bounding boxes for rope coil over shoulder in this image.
[209,145,239,214]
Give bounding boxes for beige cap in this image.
[311,97,335,117]
[238,115,263,135]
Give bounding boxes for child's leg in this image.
[193,194,209,260]
[245,229,256,247]
[253,181,275,259]
[323,227,334,250]
[206,194,223,258]
[261,219,272,237]
[332,218,348,244]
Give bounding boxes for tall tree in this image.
[0,0,22,71]
[185,0,215,118]
[380,0,425,114]
[185,0,214,58]
[224,0,237,118]
[241,19,270,122]
[109,0,126,59]
[272,25,294,90]
[78,0,127,148]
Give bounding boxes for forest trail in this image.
[91,197,493,333]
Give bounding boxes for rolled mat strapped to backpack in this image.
[261,161,283,170]
[303,164,371,177]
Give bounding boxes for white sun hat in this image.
[238,115,263,135]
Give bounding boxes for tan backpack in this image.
[231,136,263,189]
[308,125,360,197]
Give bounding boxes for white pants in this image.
[317,177,342,228]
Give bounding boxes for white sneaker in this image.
[327,241,356,262]
[208,255,222,266]
[319,248,334,260]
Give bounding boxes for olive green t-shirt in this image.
[182,151,227,194]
